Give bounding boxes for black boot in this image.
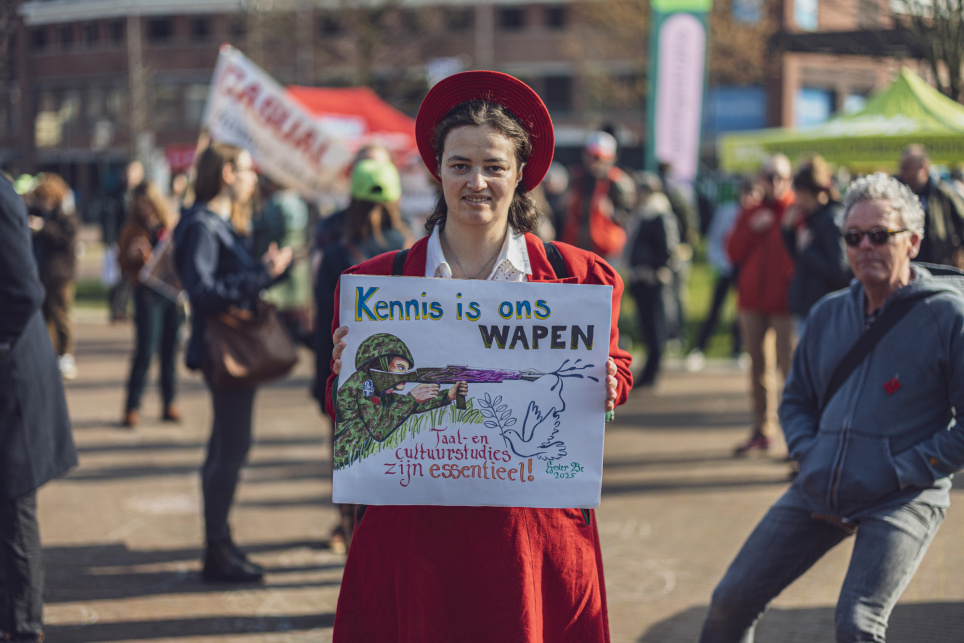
[202,541,264,583]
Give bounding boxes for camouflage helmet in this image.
[354,333,414,371]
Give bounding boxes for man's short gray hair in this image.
[843,172,925,238]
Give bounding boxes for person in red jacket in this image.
[326,70,632,643]
[726,154,797,455]
[558,131,636,259]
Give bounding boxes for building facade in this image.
[3,0,932,206]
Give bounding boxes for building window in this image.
[109,20,125,44]
[444,8,473,31]
[545,5,567,29]
[543,75,572,112]
[795,86,834,126]
[185,84,209,124]
[732,0,763,23]
[794,0,818,30]
[147,17,173,43]
[61,90,81,124]
[152,84,181,124]
[319,14,342,36]
[229,19,245,42]
[87,87,105,121]
[190,17,212,41]
[498,7,526,30]
[59,25,73,49]
[31,28,46,51]
[83,23,98,46]
[843,93,868,114]
[107,87,127,126]
[703,86,767,135]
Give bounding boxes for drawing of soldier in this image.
[334,333,467,469]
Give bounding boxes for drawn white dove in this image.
[501,400,567,461]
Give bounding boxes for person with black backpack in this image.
[701,173,964,642]
[624,172,679,388]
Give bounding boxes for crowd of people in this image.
[5,67,964,641]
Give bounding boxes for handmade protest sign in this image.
[334,275,613,508]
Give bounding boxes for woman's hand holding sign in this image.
[332,325,349,376]
[605,357,618,415]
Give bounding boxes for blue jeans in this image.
[700,485,945,643]
[125,287,182,412]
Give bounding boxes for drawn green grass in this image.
[357,398,485,461]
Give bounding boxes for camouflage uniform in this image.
[334,334,452,469]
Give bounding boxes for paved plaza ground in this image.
[36,232,964,642]
[35,306,964,643]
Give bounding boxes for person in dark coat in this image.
[623,172,680,388]
[26,172,80,379]
[898,144,964,267]
[781,155,851,338]
[174,142,292,584]
[0,174,78,643]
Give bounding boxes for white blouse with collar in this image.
[424,226,532,282]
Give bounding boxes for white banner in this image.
[202,45,354,201]
[653,13,707,183]
[333,276,613,508]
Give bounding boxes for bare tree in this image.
[567,0,649,111]
[893,0,964,100]
[708,0,776,85]
[234,0,450,111]
[567,0,774,110]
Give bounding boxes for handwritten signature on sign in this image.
[546,461,584,479]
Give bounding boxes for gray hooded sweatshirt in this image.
[781,263,964,518]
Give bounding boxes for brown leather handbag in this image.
[205,301,298,389]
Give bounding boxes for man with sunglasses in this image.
[726,154,796,455]
[701,173,964,642]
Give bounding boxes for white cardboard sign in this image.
[333,275,613,508]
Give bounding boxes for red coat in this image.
[327,233,632,643]
[726,193,796,314]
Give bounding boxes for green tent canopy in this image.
[719,68,964,173]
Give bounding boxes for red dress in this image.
[327,233,633,643]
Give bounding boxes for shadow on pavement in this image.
[73,435,324,454]
[44,542,345,604]
[615,410,751,429]
[602,476,791,496]
[637,602,964,642]
[604,451,787,469]
[64,457,331,483]
[44,613,335,642]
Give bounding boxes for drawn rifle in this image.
[369,365,546,410]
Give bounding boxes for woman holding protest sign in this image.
[325,71,633,641]
[174,142,293,584]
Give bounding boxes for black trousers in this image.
[202,382,257,544]
[631,281,667,386]
[0,491,43,641]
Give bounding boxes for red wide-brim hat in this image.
[415,70,554,192]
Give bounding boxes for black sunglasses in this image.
[842,228,909,247]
